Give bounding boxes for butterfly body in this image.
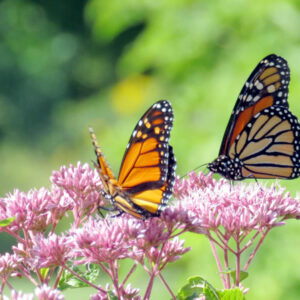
[208,155,242,180]
[90,100,176,218]
[209,54,300,180]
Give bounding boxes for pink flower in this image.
[31,234,73,268]
[144,236,190,267]
[137,218,169,248]
[4,189,53,232]
[35,284,65,300]
[71,217,135,264]
[90,284,141,300]
[161,203,205,234]
[5,291,34,300]
[174,171,300,289]
[51,162,103,218]
[121,284,141,300]
[48,186,74,221]
[12,243,31,268]
[2,187,72,234]
[120,217,191,267]
[89,291,109,300]
[174,171,215,198]
[0,253,22,279]
[174,172,300,236]
[160,237,191,263]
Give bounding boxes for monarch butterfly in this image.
[208,54,300,180]
[90,100,176,219]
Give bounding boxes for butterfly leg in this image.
[243,174,262,191]
[110,210,125,218]
[97,205,117,218]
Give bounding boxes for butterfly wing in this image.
[220,54,290,157]
[114,145,176,218]
[116,100,176,216]
[89,127,118,195]
[228,106,300,179]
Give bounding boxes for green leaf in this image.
[40,268,49,279]
[204,286,221,300]
[58,264,100,291]
[176,276,220,300]
[107,291,119,300]
[0,216,15,227]
[218,288,245,300]
[227,270,248,284]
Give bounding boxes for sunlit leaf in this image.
[58,264,100,291]
[0,216,15,227]
[40,268,49,280]
[218,288,245,300]
[225,269,248,283]
[107,291,119,300]
[177,276,219,300]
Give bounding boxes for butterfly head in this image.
[208,155,242,180]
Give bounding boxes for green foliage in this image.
[58,265,100,291]
[230,270,248,284]
[218,289,245,300]
[222,269,249,284]
[177,276,219,300]
[0,217,15,227]
[107,291,119,300]
[40,268,50,280]
[177,276,245,300]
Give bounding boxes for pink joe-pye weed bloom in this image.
[130,217,191,265]
[174,171,300,235]
[0,253,22,280]
[3,189,54,233]
[4,290,34,300]
[71,216,137,264]
[1,187,73,235]
[174,171,300,289]
[70,212,191,299]
[34,284,65,300]
[161,199,205,234]
[174,171,216,198]
[51,162,103,221]
[4,285,65,300]
[30,234,73,268]
[90,283,141,300]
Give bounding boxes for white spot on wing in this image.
[246,95,253,102]
[267,85,276,93]
[255,81,264,90]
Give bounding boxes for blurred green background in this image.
[2,0,300,298]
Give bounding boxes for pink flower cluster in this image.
[51,162,103,221]
[174,171,300,235]
[173,171,300,289]
[0,162,299,298]
[0,163,191,299]
[3,285,64,300]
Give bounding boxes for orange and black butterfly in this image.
[208,54,300,180]
[89,100,176,218]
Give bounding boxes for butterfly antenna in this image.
[180,163,209,179]
[89,126,99,152]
